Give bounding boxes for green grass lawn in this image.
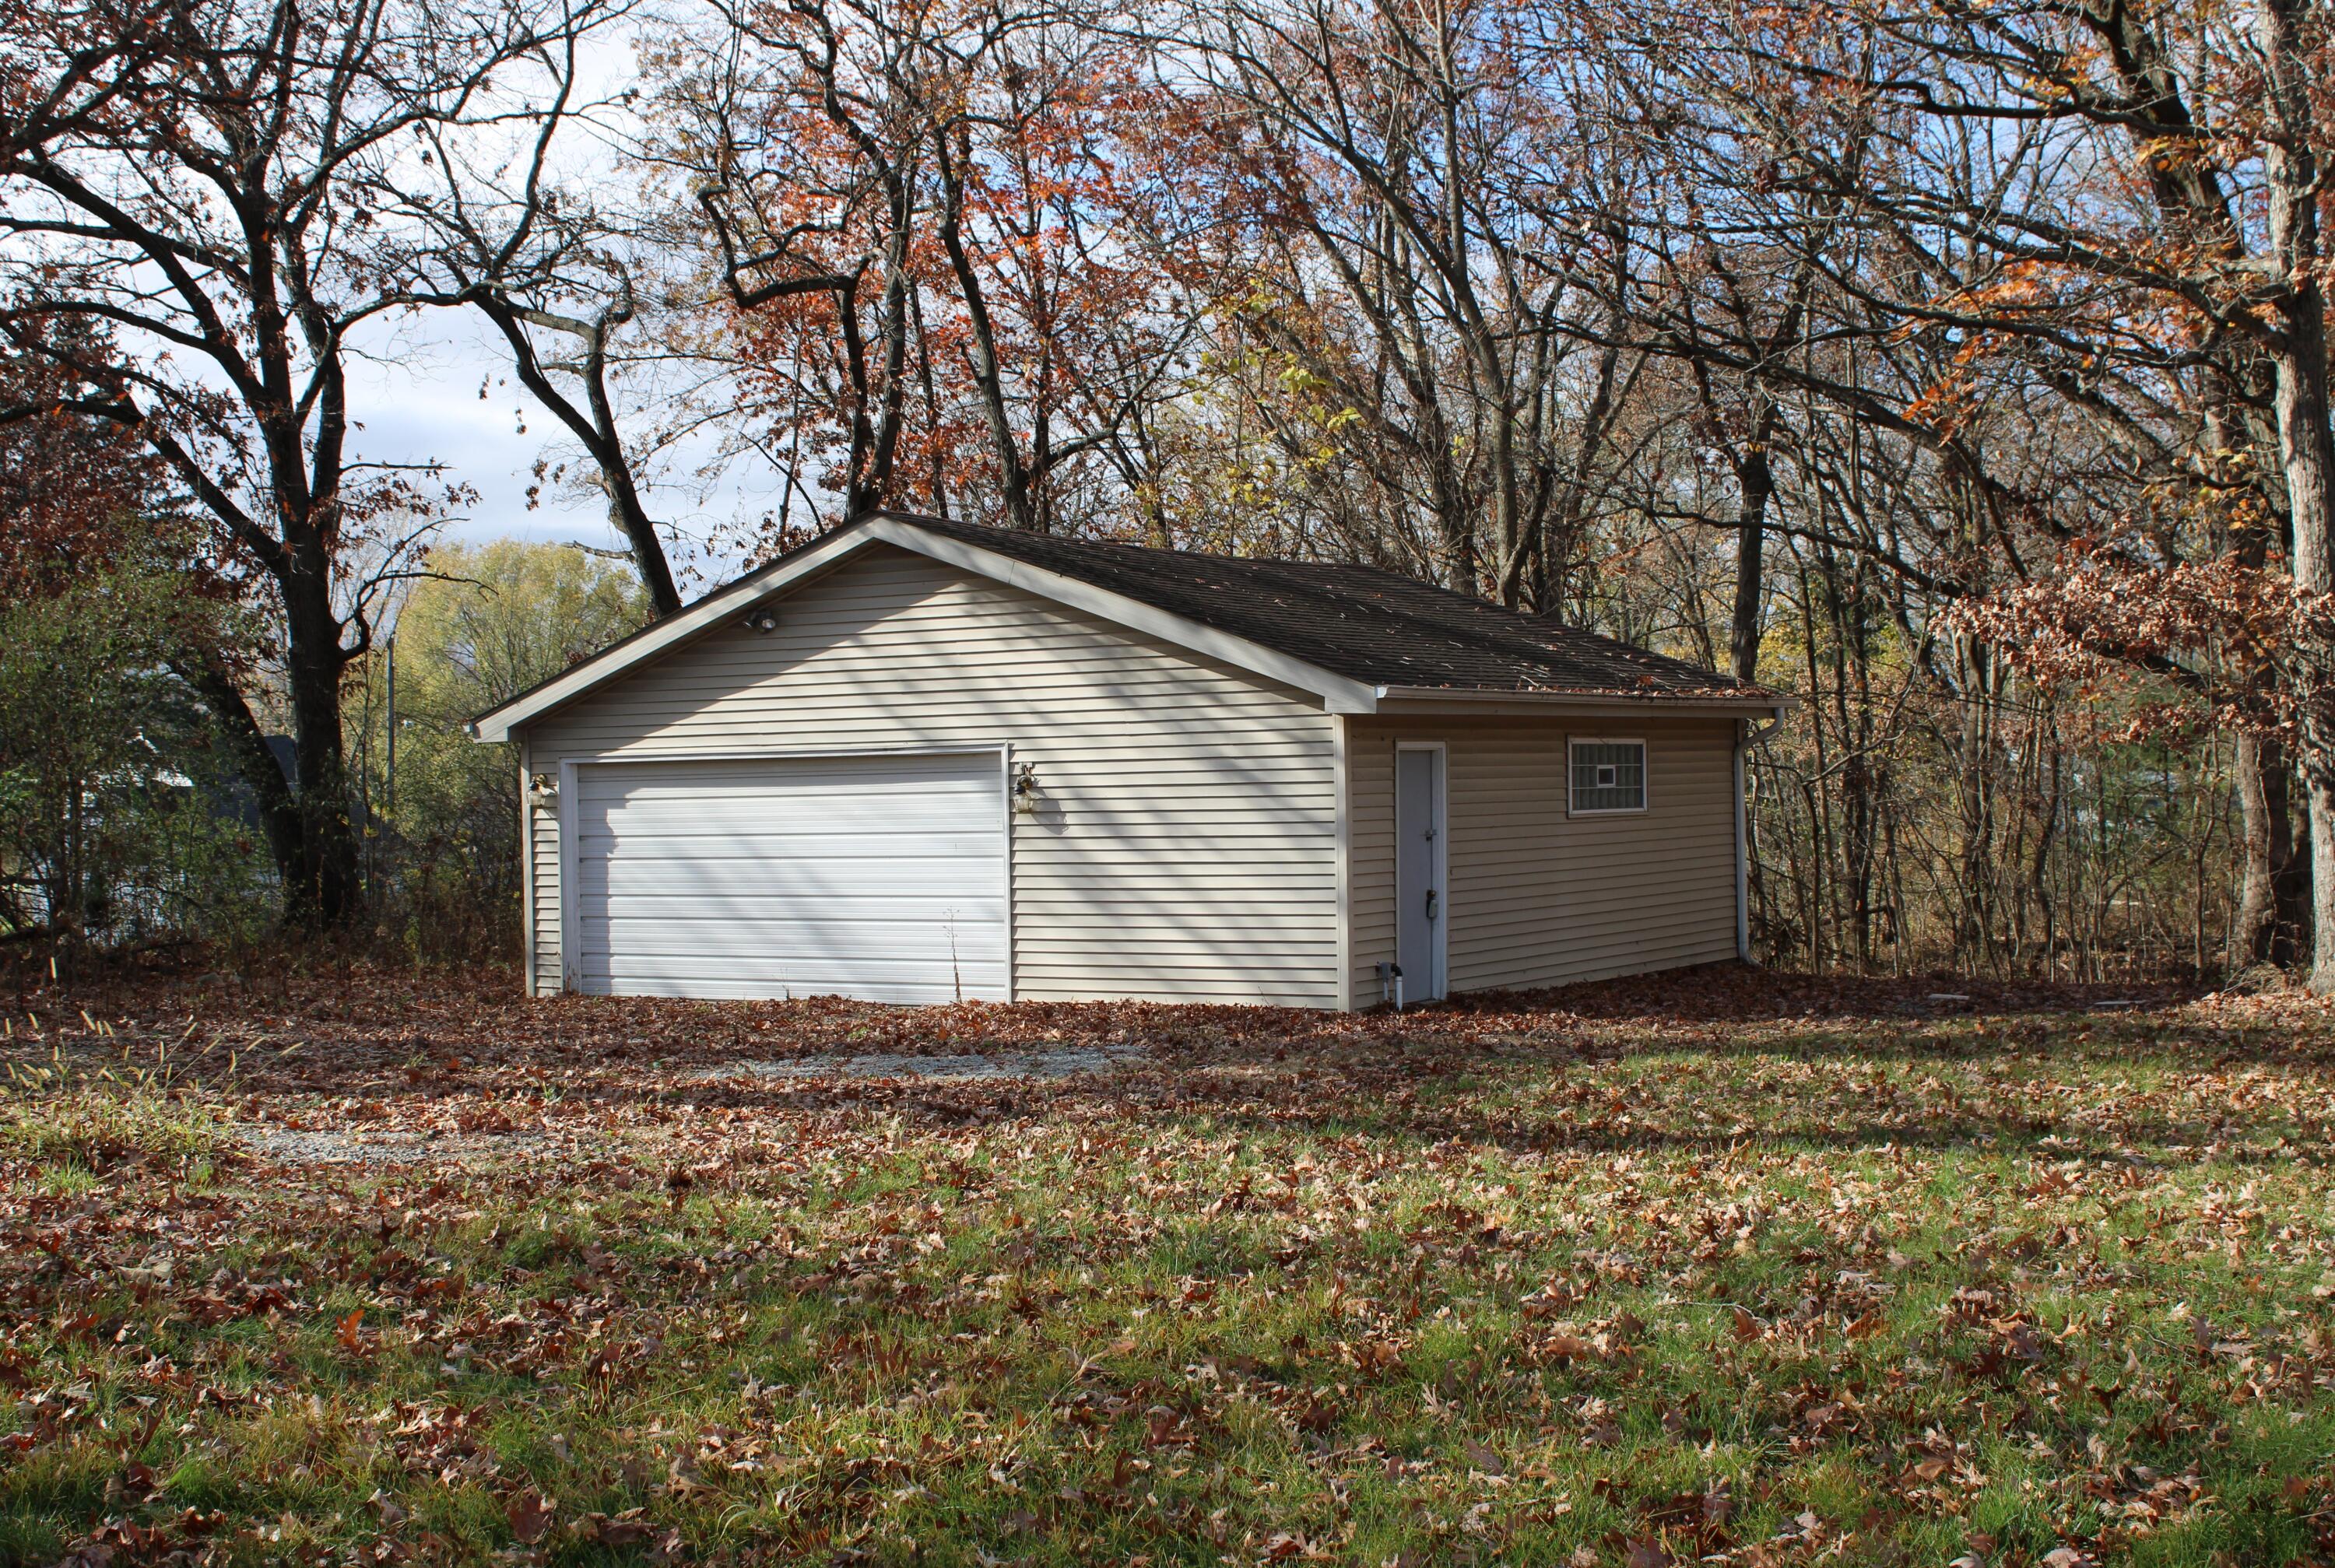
[4,966,2333,1566]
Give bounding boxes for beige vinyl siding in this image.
[1346,714,1739,998]
[1346,721,1396,1005]
[528,790,561,994]
[521,543,1340,1006]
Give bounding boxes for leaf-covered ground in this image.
[4,963,2333,1566]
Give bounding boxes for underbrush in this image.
[2,1065,231,1175]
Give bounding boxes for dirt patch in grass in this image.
[2,964,2332,1566]
[236,1124,547,1167]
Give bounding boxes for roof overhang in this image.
[468,515,1793,742]
[469,514,1381,742]
[1368,687,1796,718]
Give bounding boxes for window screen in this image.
[1571,740,1646,812]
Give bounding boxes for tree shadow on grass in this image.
[30,958,2334,1117]
[648,1049,2317,1173]
[1442,961,2198,1024]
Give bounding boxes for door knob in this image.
[1425,889,1438,920]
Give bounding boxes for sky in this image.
[339,246,790,605]
[332,22,767,587]
[347,311,600,549]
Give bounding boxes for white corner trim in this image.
[1332,717,1352,1012]
[998,744,1018,1004]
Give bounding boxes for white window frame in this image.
[1568,735,1649,817]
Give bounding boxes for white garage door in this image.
[571,752,1009,1002]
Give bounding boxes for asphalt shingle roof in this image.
[887,514,1772,700]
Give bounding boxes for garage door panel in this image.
[587,893,1009,924]
[585,754,994,786]
[580,868,993,908]
[578,843,1001,881]
[585,780,996,816]
[584,950,1009,983]
[571,752,1009,1002]
[584,799,1001,834]
[584,917,1008,960]
[581,964,1004,1005]
[578,833,1001,862]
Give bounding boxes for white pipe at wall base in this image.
[1734,705,1787,963]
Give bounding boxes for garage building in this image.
[470,513,1789,1008]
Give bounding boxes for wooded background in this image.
[2,0,2331,985]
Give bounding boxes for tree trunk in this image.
[2261,0,2335,988]
[580,327,684,616]
[2233,731,2301,966]
[1730,412,1776,682]
[2284,774,2315,964]
[470,296,684,618]
[2083,0,2304,975]
[936,141,1038,532]
[282,577,360,929]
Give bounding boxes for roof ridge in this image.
[880,511,1757,693]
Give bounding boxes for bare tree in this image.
[384,15,691,618]
[643,0,1195,538]
[0,0,611,928]
[1168,0,1636,605]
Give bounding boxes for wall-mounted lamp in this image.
[529,773,559,807]
[743,607,779,634]
[1012,761,1041,816]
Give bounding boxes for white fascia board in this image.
[470,516,1378,742]
[866,517,1379,713]
[469,523,875,742]
[1371,686,1798,717]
